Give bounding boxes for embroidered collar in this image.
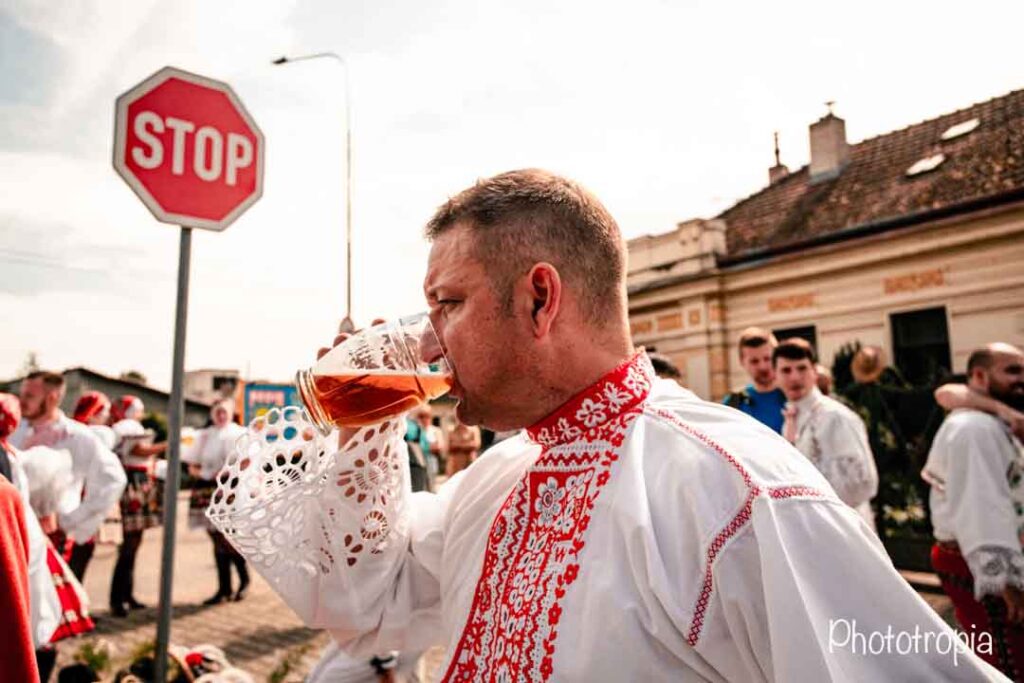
[526,351,655,447]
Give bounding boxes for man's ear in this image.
[525,262,562,338]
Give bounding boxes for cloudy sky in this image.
[2,0,1022,389]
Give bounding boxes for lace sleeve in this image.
[206,407,419,633]
[965,545,1024,600]
[814,413,879,508]
[817,454,878,508]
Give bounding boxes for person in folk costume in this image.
[774,338,879,531]
[923,343,1024,679]
[72,391,117,450]
[1,392,94,681]
[213,170,1004,680]
[11,371,125,583]
[72,391,120,547]
[108,394,167,617]
[188,399,249,604]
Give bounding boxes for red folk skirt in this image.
[932,542,1024,680]
[45,543,95,642]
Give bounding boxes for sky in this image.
[2,0,1023,390]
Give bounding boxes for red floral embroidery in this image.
[648,407,831,648]
[442,354,654,682]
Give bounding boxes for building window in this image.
[772,325,818,352]
[890,307,951,386]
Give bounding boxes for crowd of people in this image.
[3,168,1024,681]
[705,325,1024,677]
[402,404,482,493]
[0,372,253,682]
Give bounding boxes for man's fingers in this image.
[316,346,332,360]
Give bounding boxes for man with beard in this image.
[924,342,1024,678]
[216,170,1002,680]
[11,372,125,581]
[774,338,878,529]
[722,328,787,433]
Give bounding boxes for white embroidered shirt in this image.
[210,354,1002,681]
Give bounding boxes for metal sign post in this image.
[112,65,263,681]
[154,226,192,682]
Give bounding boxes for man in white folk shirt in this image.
[924,342,1024,679]
[215,170,1003,680]
[774,338,879,530]
[11,371,125,581]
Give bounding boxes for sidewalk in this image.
[56,492,330,680]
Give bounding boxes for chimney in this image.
[768,131,789,185]
[809,101,849,183]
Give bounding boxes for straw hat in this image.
[851,346,886,384]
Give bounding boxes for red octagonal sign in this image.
[113,66,264,231]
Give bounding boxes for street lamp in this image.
[273,52,355,333]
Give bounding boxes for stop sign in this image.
[113,66,264,231]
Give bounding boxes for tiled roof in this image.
[719,89,1024,260]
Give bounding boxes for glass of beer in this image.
[295,313,452,433]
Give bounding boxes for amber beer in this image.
[303,371,453,429]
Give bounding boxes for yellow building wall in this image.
[629,204,1024,400]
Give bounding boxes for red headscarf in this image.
[111,395,144,422]
[0,393,21,450]
[72,391,111,425]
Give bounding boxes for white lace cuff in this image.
[206,407,410,625]
[965,545,1024,600]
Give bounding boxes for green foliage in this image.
[269,642,312,683]
[831,341,860,395]
[832,343,946,540]
[129,639,156,662]
[120,370,149,385]
[142,411,168,443]
[74,640,112,673]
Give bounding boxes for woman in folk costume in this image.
[72,391,116,450]
[109,394,167,617]
[0,392,93,681]
[188,399,249,604]
[72,391,120,546]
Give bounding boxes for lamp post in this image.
[273,52,355,333]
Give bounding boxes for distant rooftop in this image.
[719,89,1024,261]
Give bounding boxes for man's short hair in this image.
[967,343,1024,375]
[967,348,996,375]
[737,327,778,356]
[772,338,817,365]
[25,370,65,391]
[648,353,681,379]
[424,169,625,323]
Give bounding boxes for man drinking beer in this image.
[220,169,1003,680]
